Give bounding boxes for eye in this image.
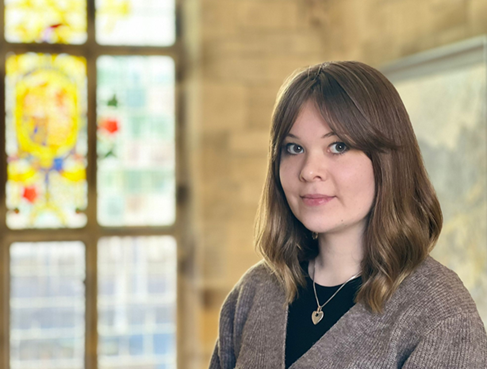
[329,142,349,155]
[284,143,304,155]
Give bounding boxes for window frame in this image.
[0,1,185,368]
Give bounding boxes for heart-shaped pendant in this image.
[312,310,324,325]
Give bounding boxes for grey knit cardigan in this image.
[210,256,487,369]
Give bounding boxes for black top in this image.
[285,261,362,369]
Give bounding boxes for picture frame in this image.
[382,36,487,323]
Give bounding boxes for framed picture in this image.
[382,36,487,323]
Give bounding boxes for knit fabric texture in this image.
[209,256,487,369]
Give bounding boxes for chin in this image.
[298,218,338,234]
[297,214,361,236]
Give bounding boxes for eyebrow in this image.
[286,132,337,139]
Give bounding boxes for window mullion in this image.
[85,236,98,369]
[0,239,10,369]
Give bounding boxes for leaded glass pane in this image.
[5,0,87,44]
[95,0,175,46]
[5,53,88,229]
[10,241,86,369]
[98,236,176,369]
[97,56,175,226]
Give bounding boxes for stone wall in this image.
[180,0,487,368]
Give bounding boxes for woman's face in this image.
[279,100,375,237]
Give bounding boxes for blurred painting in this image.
[383,37,487,324]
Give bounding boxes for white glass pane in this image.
[97,56,175,227]
[10,241,85,369]
[95,0,175,46]
[98,236,176,369]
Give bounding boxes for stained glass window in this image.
[5,53,88,229]
[3,0,179,367]
[98,236,176,369]
[97,56,175,226]
[10,241,86,369]
[5,0,87,44]
[95,0,175,46]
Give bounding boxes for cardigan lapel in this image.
[288,302,376,369]
[235,275,289,369]
[236,269,383,369]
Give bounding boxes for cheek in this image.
[279,161,292,191]
[356,166,376,208]
[341,160,375,203]
[279,161,299,207]
[361,162,376,196]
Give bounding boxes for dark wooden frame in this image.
[0,1,189,368]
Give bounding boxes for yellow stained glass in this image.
[6,53,88,229]
[5,0,87,44]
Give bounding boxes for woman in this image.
[209,61,487,369]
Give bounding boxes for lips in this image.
[301,194,335,206]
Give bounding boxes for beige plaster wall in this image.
[180,0,487,368]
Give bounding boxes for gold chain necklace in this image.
[311,261,360,325]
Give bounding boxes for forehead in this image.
[288,100,335,137]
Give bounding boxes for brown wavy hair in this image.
[255,61,443,313]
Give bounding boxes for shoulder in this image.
[390,256,483,326]
[216,260,285,352]
[227,260,280,300]
[218,259,288,324]
[237,259,274,283]
[392,259,487,367]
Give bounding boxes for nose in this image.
[299,152,327,182]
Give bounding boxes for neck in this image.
[310,230,364,287]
